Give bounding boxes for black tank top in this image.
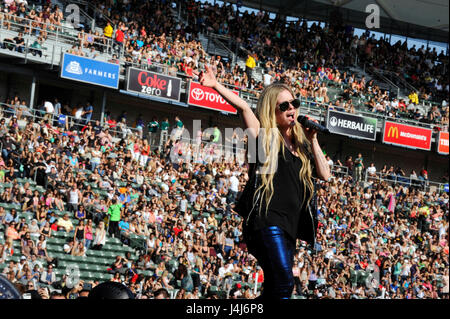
[248,144,310,243]
[76,227,85,240]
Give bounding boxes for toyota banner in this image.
[60,53,120,89]
[383,121,432,151]
[326,109,377,141]
[188,81,238,114]
[437,131,449,155]
[126,67,181,102]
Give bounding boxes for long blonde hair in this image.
[254,83,314,215]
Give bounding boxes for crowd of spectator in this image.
[0,94,448,299]
[1,0,449,130]
[181,0,449,99]
[177,0,449,126]
[0,0,448,300]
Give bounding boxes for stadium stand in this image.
[0,0,448,300]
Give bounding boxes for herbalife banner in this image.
[327,109,378,141]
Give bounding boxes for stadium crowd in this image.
[0,0,448,300]
[0,96,448,299]
[1,0,448,130]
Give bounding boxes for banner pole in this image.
[100,89,107,126]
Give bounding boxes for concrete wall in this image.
[0,72,33,104]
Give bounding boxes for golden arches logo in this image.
[387,126,399,139]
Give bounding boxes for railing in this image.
[364,170,447,194]
[331,164,349,178]
[0,14,448,132]
[0,102,142,138]
[377,68,418,95]
[297,96,447,132]
[0,12,115,58]
[204,32,237,63]
[369,68,400,98]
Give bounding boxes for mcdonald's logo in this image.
[387,126,399,139]
[383,121,432,151]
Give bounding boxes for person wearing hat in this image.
[229,282,242,299]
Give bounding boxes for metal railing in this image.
[368,68,400,98]
[331,164,349,177]
[204,32,236,64]
[0,14,447,132]
[0,102,142,138]
[297,96,447,132]
[0,12,116,58]
[364,170,447,193]
[376,68,418,95]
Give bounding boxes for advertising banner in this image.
[187,82,238,114]
[383,121,432,151]
[326,109,377,141]
[60,53,120,89]
[437,131,449,155]
[126,67,181,102]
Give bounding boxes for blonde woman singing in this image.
[199,65,330,299]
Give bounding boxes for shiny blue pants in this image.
[246,226,295,299]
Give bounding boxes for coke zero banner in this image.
[326,109,377,141]
[383,121,432,151]
[188,81,238,114]
[126,67,181,102]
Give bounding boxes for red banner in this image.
[438,131,449,155]
[383,121,432,150]
[187,82,238,114]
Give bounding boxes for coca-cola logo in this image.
[127,68,180,101]
[138,72,167,90]
[191,88,204,101]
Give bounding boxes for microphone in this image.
[297,115,330,134]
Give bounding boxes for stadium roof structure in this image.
[226,0,449,44]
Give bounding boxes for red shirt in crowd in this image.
[173,226,183,237]
[115,29,125,43]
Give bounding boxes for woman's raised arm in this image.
[199,64,260,138]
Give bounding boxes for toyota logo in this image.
[191,88,204,101]
[330,117,338,127]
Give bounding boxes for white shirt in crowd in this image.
[229,174,239,193]
[263,73,273,86]
[367,165,377,175]
[327,158,334,168]
[74,107,83,119]
[44,101,54,113]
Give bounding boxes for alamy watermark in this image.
[166,120,280,174]
[365,4,380,29]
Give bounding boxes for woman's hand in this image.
[198,64,217,88]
